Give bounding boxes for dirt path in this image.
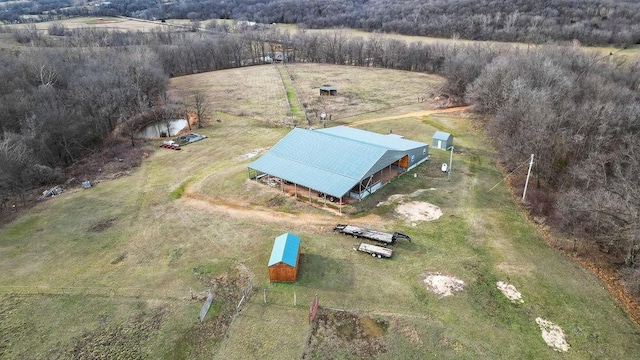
[182,192,385,232]
[347,106,469,127]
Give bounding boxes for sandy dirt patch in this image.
[396,201,443,223]
[535,317,570,352]
[240,148,265,160]
[376,189,436,207]
[422,273,464,297]
[496,281,524,304]
[376,190,441,225]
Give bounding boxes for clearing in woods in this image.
[1,64,639,359]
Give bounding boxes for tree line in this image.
[1,22,638,276]
[91,0,640,47]
[4,1,640,46]
[465,46,640,269]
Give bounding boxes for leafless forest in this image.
[6,0,639,45]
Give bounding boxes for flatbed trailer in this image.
[357,243,393,258]
[333,224,411,244]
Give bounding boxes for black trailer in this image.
[333,224,411,244]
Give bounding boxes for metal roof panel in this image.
[268,233,300,267]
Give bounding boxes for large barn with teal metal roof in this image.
[248,126,429,208]
[268,233,301,282]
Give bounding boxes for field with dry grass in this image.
[170,66,291,124]
[169,63,444,127]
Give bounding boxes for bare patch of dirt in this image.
[303,308,387,359]
[421,273,464,297]
[535,317,570,352]
[496,281,524,304]
[396,201,443,223]
[376,190,442,225]
[239,148,265,160]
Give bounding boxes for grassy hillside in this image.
[1,65,639,359]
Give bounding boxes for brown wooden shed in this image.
[268,233,301,282]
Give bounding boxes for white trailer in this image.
[357,243,393,258]
[333,224,411,244]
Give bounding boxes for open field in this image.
[1,65,640,359]
[169,65,291,124]
[169,63,443,127]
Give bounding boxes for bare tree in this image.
[192,91,210,129]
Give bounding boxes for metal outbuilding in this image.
[432,131,453,150]
[248,126,429,203]
[268,233,301,282]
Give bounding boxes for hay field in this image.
[170,65,291,124]
[287,63,443,123]
[169,64,444,127]
[1,65,640,359]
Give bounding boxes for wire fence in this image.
[0,285,190,299]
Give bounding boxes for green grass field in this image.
[1,65,639,359]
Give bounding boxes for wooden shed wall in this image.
[269,263,297,282]
[268,239,300,282]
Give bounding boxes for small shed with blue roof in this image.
[268,233,301,282]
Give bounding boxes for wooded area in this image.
[0,2,638,293]
[3,1,640,45]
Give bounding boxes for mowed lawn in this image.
[1,65,639,359]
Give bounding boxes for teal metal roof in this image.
[432,131,452,141]
[248,127,426,198]
[268,233,300,267]
[318,126,426,151]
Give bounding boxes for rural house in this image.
[248,126,429,208]
[268,233,301,282]
[432,131,453,150]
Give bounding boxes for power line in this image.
[487,156,534,193]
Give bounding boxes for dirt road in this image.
[347,106,469,127]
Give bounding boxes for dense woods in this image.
[3,1,640,46]
[465,47,640,270]
[0,44,167,203]
[106,0,640,46]
[0,4,638,289]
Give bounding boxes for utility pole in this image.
[448,146,454,180]
[522,154,534,202]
